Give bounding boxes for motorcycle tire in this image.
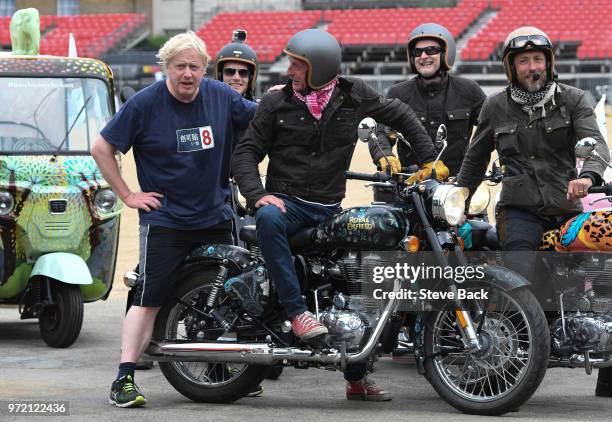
[423,286,549,416]
[39,282,84,348]
[154,269,267,403]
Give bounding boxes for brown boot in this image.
[346,377,392,401]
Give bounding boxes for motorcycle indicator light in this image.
[402,235,420,253]
[0,191,15,216]
[457,236,465,250]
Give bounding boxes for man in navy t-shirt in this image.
[92,31,256,408]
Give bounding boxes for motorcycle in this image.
[532,138,612,372]
[0,25,122,347]
[137,117,549,415]
[447,135,612,375]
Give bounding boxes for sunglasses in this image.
[223,67,250,77]
[505,35,552,51]
[413,46,443,57]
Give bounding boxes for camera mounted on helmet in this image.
[215,29,259,99]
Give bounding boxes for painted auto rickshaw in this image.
[0,8,122,347]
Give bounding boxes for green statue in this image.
[10,8,40,55]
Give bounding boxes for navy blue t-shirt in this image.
[101,78,256,229]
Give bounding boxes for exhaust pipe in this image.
[144,280,401,366]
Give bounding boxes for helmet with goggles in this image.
[502,26,555,83]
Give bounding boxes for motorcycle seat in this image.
[239,225,316,253]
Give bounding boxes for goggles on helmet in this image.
[505,34,552,52]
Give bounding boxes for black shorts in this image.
[132,221,232,307]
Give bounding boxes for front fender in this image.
[30,253,93,285]
[462,264,530,291]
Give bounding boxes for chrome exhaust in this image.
[143,279,401,366]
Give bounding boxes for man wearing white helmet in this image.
[456,26,610,397]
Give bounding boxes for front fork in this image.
[411,191,483,352]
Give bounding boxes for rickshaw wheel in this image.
[39,282,84,348]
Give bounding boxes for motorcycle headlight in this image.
[467,182,490,216]
[432,185,468,226]
[0,191,15,216]
[94,189,117,213]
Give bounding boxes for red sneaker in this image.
[291,311,328,340]
[346,378,392,401]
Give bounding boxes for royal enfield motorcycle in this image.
[138,118,549,416]
[456,136,612,376]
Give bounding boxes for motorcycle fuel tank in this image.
[313,206,406,250]
[540,210,612,252]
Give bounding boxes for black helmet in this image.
[284,29,341,90]
[215,30,259,99]
[502,26,555,83]
[407,23,456,73]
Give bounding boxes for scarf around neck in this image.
[293,78,338,120]
[509,81,557,117]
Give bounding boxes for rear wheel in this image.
[39,281,84,348]
[154,269,266,403]
[424,286,549,416]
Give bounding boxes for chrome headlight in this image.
[0,191,15,216]
[432,185,468,226]
[468,182,491,216]
[94,189,117,213]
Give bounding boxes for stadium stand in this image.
[325,0,487,46]
[196,10,321,63]
[461,0,612,60]
[0,13,147,58]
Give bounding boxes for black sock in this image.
[117,362,137,380]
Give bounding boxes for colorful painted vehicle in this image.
[0,10,121,347]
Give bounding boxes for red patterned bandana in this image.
[293,79,338,120]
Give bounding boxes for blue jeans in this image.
[496,207,575,284]
[255,195,340,318]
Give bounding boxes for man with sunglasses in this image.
[215,32,258,103]
[456,26,609,397]
[369,23,486,177]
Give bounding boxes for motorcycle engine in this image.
[552,258,612,354]
[316,251,394,350]
[552,313,612,353]
[319,293,373,351]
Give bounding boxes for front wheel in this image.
[39,282,84,348]
[154,269,266,403]
[424,286,549,416]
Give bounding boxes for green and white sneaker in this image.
[109,375,147,408]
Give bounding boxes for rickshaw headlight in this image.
[94,189,117,213]
[432,185,468,226]
[468,182,491,216]
[0,191,15,216]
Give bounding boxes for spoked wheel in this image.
[424,286,549,416]
[153,269,266,403]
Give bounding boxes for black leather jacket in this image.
[370,74,486,175]
[232,76,438,207]
[457,83,608,216]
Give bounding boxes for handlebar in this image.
[345,171,391,182]
[588,184,612,195]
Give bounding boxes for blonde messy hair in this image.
[156,31,211,74]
